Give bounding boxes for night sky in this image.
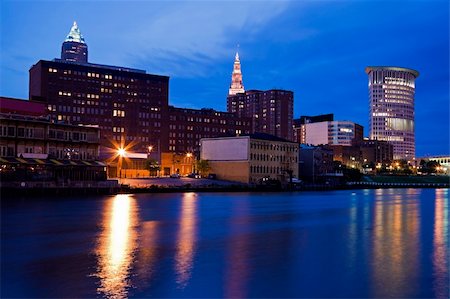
[1,1,448,156]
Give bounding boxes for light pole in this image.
[118,147,126,179]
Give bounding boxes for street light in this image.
[117,148,126,178]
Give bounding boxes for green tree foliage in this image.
[196,159,210,176]
[145,159,160,176]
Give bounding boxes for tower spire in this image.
[61,21,88,63]
[229,49,245,96]
[65,21,85,44]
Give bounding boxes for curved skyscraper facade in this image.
[366,66,419,160]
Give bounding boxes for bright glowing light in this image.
[118,148,126,157]
[186,153,192,158]
[148,146,153,152]
[95,194,138,299]
[175,192,197,288]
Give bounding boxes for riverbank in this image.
[1,175,448,197]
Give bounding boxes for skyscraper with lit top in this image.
[228,52,245,95]
[61,22,88,63]
[366,66,419,160]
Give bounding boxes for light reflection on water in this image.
[433,188,449,298]
[63,189,449,298]
[94,194,139,299]
[174,192,198,288]
[371,188,420,298]
[225,199,250,298]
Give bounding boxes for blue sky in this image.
[1,0,448,156]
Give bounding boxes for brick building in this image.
[29,59,169,158]
[168,106,252,154]
[227,89,294,141]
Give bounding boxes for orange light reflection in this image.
[175,192,198,288]
[95,194,139,299]
[433,189,449,298]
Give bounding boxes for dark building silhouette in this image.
[168,106,252,155]
[29,59,169,158]
[360,139,393,164]
[227,89,294,141]
[61,22,88,63]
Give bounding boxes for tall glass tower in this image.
[366,66,419,160]
[61,22,88,63]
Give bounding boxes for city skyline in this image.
[1,0,448,156]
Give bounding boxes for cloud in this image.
[101,1,293,78]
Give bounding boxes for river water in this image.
[1,188,448,298]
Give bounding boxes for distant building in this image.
[293,114,334,143]
[329,145,362,169]
[360,139,393,164]
[160,152,195,177]
[417,155,450,174]
[227,89,294,141]
[297,115,363,147]
[0,97,46,117]
[0,97,105,183]
[200,133,299,184]
[366,66,419,160]
[168,106,251,155]
[61,22,88,63]
[228,52,245,96]
[298,145,336,183]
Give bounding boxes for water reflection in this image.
[371,189,420,297]
[433,189,449,298]
[95,194,139,299]
[174,192,198,288]
[135,220,159,287]
[225,200,250,298]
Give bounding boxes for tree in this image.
[145,159,160,177]
[196,159,210,177]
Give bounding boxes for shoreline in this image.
[1,181,448,197]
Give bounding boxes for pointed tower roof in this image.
[229,51,245,96]
[64,21,85,44]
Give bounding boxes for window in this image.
[7,127,15,137]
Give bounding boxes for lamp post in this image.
[117,147,125,179]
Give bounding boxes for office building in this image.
[366,66,419,160]
[228,52,245,96]
[293,114,334,143]
[227,89,294,141]
[298,145,336,182]
[297,116,363,147]
[29,59,169,157]
[61,22,88,63]
[360,139,393,164]
[168,106,252,154]
[200,133,299,184]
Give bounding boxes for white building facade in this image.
[200,134,299,184]
[301,121,363,146]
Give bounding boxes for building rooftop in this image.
[64,21,86,44]
[50,59,147,74]
[365,66,419,78]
